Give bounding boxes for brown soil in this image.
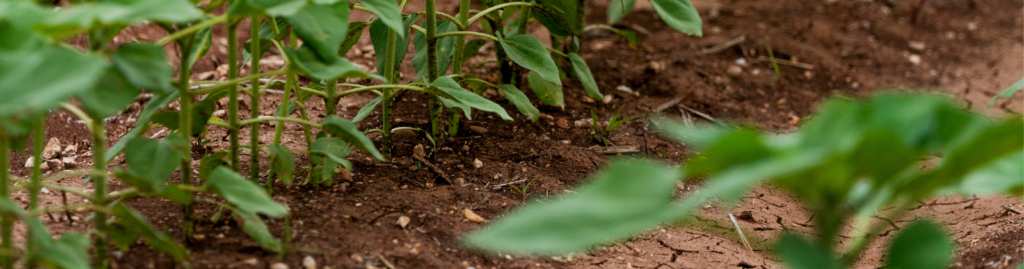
[11,0,1023,268]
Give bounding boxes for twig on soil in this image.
[376,254,396,269]
[470,194,491,210]
[654,97,683,113]
[676,35,747,63]
[678,104,721,124]
[755,56,814,70]
[728,213,753,252]
[1002,205,1021,215]
[590,146,641,155]
[412,155,453,185]
[492,176,527,191]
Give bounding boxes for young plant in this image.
[508,178,539,202]
[464,93,1023,269]
[590,106,637,146]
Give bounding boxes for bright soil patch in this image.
[8,0,1022,268]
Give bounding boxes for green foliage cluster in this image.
[465,93,1024,268]
[0,0,701,267]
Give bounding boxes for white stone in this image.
[302,256,316,269]
[908,54,921,65]
[473,158,483,169]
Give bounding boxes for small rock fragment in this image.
[40,187,50,194]
[473,158,483,169]
[574,119,593,128]
[455,178,466,185]
[397,216,411,228]
[463,208,486,223]
[469,126,488,135]
[392,128,417,140]
[582,97,595,103]
[302,256,316,269]
[726,65,743,77]
[556,118,569,129]
[270,262,288,269]
[43,138,61,159]
[413,144,426,158]
[967,22,977,31]
[908,41,926,52]
[351,254,364,263]
[602,94,614,104]
[212,110,227,118]
[462,145,470,152]
[908,54,921,65]
[646,61,665,73]
[615,85,634,95]
[24,157,35,168]
[49,159,63,171]
[63,144,77,156]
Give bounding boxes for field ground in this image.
[6,0,1023,268]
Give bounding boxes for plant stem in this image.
[157,15,229,46]
[190,69,290,95]
[381,27,399,160]
[517,6,531,35]
[25,117,44,268]
[573,0,585,53]
[249,16,262,182]
[467,2,537,25]
[452,0,471,74]
[90,120,109,268]
[228,20,241,172]
[325,79,338,117]
[432,31,499,41]
[240,117,322,128]
[269,33,296,194]
[426,0,446,139]
[0,134,11,269]
[488,16,514,85]
[176,32,196,244]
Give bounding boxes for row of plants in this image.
[0,0,701,267]
[465,93,1024,268]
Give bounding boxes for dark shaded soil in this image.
[10,0,1022,268]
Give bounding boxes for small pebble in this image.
[473,159,483,169]
[397,216,411,228]
[302,256,316,269]
[463,208,486,223]
[43,137,61,159]
[726,65,743,77]
[556,118,569,129]
[469,126,488,134]
[270,262,288,269]
[908,54,921,65]
[602,94,614,104]
[908,41,926,52]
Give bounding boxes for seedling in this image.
[508,178,539,202]
[465,93,1023,269]
[591,106,638,146]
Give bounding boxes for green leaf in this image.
[243,18,291,63]
[199,151,229,179]
[413,20,458,81]
[532,4,579,37]
[321,116,384,161]
[339,21,372,56]
[648,0,702,36]
[229,0,306,16]
[461,39,488,64]
[353,96,382,123]
[0,26,107,117]
[370,14,417,78]
[11,0,203,33]
[286,46,372,80]
[496,33,561,85]
[497,84,539,122]
[527,71,564,108]
[113,205,188,261]
[885,220,953,269]
[430,76,512,120]
[285,1,349,60]
[188,27,213,69]
[105,89,179,162]
[111,43,173,92]
[0,198,91,269]
[989,77,1024,107]
[464,159,680,255]
[76,67,138,119]
[268,145,296,185]
[235,210,283,252]
[358,0,406,38]
[775,235,842,269]
[533,0,578,37]
[607,0,635,24]
[310,137,352,170]
[204,167,288,217]
[124,135,188,190]
[955,150,1024,197]
[568,53,602,99]
[440,97,473,120]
